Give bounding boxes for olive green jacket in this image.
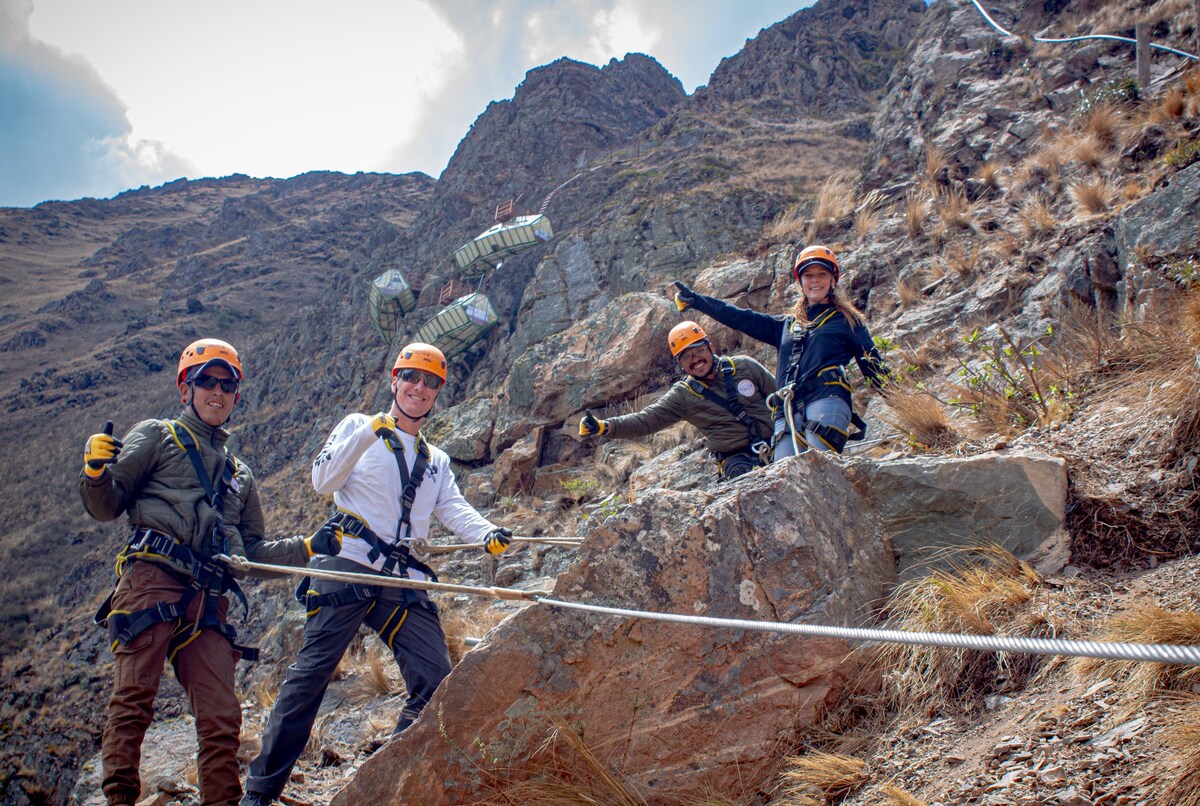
[604,355,776,454]
[79,408,309,568]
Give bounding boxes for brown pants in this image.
[102,561,242,806]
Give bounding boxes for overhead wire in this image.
[967,0,1198,61]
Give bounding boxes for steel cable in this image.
[219,555,1200,666]
[537,597,1200,666]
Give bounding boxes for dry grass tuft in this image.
[1158,708,1200,806]
[1151,87,1187,124]
[1025,143,1063,187]
[872,545,1050,715]
[1067,132,1107,169]
[350,641,400,701]
[934,186,973,230]
[1065,293,1200,566]
[1073,605,1200,709]
[807,170,858,241]
[905,188,929,238]
[854,189,889,241]
[944,242,982,277]
[879,783,929,806]
[879,382,959,451]
[1016,196,1058,239]
[977,161,1002,190]
[925,144,950,186]
[1068,177,1114,217]
[779,752,869,804]
[986,230,1022,260]
[1078,102,1125,148]
[896,274,922,308]
[441,603,509,665]
[479,721,647,806]
[765,203,809,244]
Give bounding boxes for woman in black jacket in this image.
[674,245,889,458]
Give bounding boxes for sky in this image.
[0,0,808,208]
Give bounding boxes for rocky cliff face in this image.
[701,0,926,116]
[5,0,1200,802]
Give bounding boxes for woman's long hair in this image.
[790,285,865,327]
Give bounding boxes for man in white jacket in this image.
[242,343,511,806]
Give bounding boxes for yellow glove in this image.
[305,523,343,557]
[579,410,607,437]
[370,412,397,439]
[673,280,696,312]
[84,421,122,478]
[484,527,512,555]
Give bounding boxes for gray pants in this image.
[773,395,852,459]
[244,556,452,800]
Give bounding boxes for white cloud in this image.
[0,0,194,205]
[3,0,813,207]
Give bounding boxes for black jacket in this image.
[688,292,888,408]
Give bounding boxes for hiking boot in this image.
[239,792,273,806]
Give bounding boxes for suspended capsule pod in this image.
[367,268,417,345]
[452,214,554,280]
[413,293,498,359]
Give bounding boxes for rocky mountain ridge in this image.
[2,0,1200,802]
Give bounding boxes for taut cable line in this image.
[220,556,1200,666]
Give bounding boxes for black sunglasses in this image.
[397,368,444,390]
[193,375,240,394]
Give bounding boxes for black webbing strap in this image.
[684,358,770,446]
[95,530,258,662]
[781,308,839,390]
[380,432,432,577]
[168,420,236,558]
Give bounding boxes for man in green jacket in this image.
[80,338,337,806]
[579,321,776,480]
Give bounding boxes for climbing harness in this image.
[94,419,257,662]
[684,357,772,473]
[296,429,442,618]
[221,555,1200,667]
[769,384,870,456]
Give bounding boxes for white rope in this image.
[967,0,1199,61]
[418,536,583,555]
[537,598,1200,666]
[219,555,546,601]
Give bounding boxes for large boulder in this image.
[332,455,896,804]
[424,394,497,463]
[1114,160,1200,315]
[849,448,1069,579]
[491,292,678,451]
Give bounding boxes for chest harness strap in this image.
[771,311,869,453]
[94,420,257,662]
[296,430,438,615]
[684,357,772,464]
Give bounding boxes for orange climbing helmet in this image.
[392,342,447,382]
[177,338,243,386]
[793,245,840,285]
[668,321,709,357]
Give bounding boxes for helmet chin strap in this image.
[397,404,431,422]
[186,386,231,427]
[394,389,433,422]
